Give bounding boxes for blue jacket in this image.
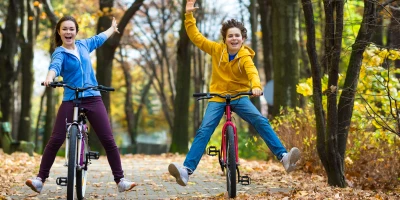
[49,33,108,101]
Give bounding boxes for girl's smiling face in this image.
[225,27,244,55]
[58,20,77,49]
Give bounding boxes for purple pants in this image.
[38,96,124,183]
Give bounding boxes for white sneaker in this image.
[168,163,189,186]
[25,177,43,193]
[281,147,301,173]
[117,178,136,192]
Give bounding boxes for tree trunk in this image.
[248,0,260,135]
[170,0,191,153]
[323,0,345,187]
[18,0,37,141]
[388,5,400,76]
[0,0,19,123]
[301,0,327,173]
[271,0,299,116]
[35,90,46,152]
[119,48,136,147]
[258,0,273,83]
[91,0,144,153]
[41,0,57,153]
[337,0,379,185]
[193,0,205,136]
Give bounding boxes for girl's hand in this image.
[252,88,262,97]
[43,79,52,87]
[111,17,120,34]
[186,0,199,13]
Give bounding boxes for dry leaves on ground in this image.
[0,150,399,199]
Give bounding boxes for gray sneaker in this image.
[168,163,189,186]
[281,147,301,173]
[25,177,43,193]
[117,178,136,192]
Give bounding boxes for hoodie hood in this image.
[218,44,256,74]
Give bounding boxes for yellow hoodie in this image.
[185,13,262,102]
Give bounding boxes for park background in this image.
[0,0,399,197]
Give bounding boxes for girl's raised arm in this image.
[103,17,120,38]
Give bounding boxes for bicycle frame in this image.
[221,103,239,164]
[64,106,88,170]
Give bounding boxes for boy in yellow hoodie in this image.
[168,0,301,186]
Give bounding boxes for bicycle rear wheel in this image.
[225,125,237,198]
[67,125,78,200]
[76,134,89,200]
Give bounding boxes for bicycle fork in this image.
[207,123,251,185]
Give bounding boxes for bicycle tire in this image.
[67,125,78,200]
[226,125,237,198]
[76,133,89,200]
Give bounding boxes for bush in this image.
[270,106,400,190]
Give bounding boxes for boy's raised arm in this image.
[186,0,199,14]
[185,0,218,55]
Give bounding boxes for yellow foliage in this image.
[296,82,313,96]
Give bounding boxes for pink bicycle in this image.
[193,92,254,198]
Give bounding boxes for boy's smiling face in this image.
[225,27,244,55]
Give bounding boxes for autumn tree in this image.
[170,0,191,153]
[91,0,144,152]
[301,0,395,187]
[0,0,19,126]
[130,0,181,133]
[39,0,58,153]
[18,0,40,141]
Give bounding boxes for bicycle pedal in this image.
[239,175,251,185]
[87,151,100,160]
[56,177,68,186]
[207,146,219,156]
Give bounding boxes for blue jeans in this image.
[183,97,287,173]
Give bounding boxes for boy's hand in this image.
[186,0,199,13]
[252,88,262,97]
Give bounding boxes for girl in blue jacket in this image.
[26,16,136,193]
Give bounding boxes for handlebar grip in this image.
[98,85,115,91]
[41,82,63,88]
[193,93,208,97]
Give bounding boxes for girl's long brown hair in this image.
[53,16,79,48]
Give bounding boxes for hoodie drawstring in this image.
[218,48,225,68]
[238,58,242,74]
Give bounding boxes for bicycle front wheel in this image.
[67,125,78,200]
[76,135,89,200]
[225,125,237,198]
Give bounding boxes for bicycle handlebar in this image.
[41,81,115,92]
[193,92,261,101]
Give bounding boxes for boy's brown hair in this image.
[220,19,247,42]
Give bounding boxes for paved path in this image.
[9,154,291,199]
